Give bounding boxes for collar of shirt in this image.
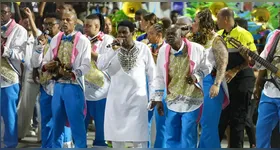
[170,40,184,55]
[62,31,76,41]
[1,19,12,31]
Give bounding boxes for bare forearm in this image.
[212,37,228,85]
[28,16,39,37]
[256,70,266,87]
[91,51,98,62]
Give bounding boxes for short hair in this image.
[151,17,172,35]
[45,12,60,21]
[20,8,35,20]
[171,10,179,15]
[143,13,158,25]
[135,9,148,16]
[86,13,105,32]
[1,2,11,9]
[117,20,135,32]
[176,16,192,26]
[235,17,248,30]
[219,8,235,19]
[62,10,77,21]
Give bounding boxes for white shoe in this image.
[63,141,74,148]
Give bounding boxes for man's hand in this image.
[44,60,60,73]
[253,85,262,100]
[32,68,40,84]
[111,38,123,50]
[149,101,164,116]
[58,64,74,79]
[225,69,238,83]
[186,74,197,84]
[23,7,33,19]
[209,84,220,98]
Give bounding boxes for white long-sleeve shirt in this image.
[1,19,27,88]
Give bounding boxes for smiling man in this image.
[94,20,156,148]
[42,11,91,148]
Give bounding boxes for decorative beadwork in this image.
[118,44,140,72]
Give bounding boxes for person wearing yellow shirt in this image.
[216,8,257,148]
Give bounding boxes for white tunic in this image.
[97,41,156,141]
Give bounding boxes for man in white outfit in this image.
[1,2,27,148]
[93,20,156,148]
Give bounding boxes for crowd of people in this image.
[1,2,280,149]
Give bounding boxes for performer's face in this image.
[84,19,100,37]
[140,17,148,32]
[43,18,60,37]
[192,17,199,33]
[104,18,112,35]
[117,26,134,46]
[61,12,77,34]
[1,4,12,26]
[147,26,161,44]
[21,18,32,31]
[165,26,181,46]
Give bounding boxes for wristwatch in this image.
[213,82,220,87]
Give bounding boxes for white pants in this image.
[112,141,148,148]
[17,70,40,139]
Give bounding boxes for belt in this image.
[57,79,78,85]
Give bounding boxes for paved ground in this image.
[15,131,250,148]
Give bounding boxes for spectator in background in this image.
[104,17,112,35]
[170,10,179,24]
[111,7,119,14]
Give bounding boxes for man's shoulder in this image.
[14,23,27,34]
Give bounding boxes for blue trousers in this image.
[165,108,200,148]
[199,74,224,148]
[1,84,20,148]
[153,90,167,148]
[39,86,72,148]
[84,99,107,147]
[256,92,280,148]
[52,83,87,148]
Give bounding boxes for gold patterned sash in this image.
[39,44,53,84]
[84,61,104,87]
[167,51,203,102]
[1,58,18,84]
[267,39,280,79]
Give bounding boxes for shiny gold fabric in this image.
[1,58,18,84]
[267,39,280,79]
[84,61,104,87]
[167,50,203,101]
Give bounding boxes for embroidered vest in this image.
[84,34,105,87]
[1,19,19,84]
[267,38,280,79]
[166,43,203,102]
[39,43,52,85]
